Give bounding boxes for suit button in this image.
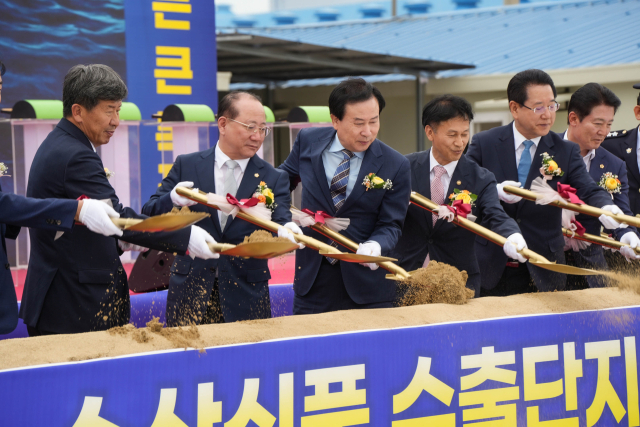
[118,267,124,273]
[428,239,433,244]
[4,263,10,270]
[210,267,216,272]
[56,220,61,225]
[516,219,521,223]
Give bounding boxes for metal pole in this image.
[392,0,397,16]
[416,75,425,152]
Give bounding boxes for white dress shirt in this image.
[513,122,541,166]
[429,148,458,195]
[214,143,250,223]
[563,130,595,172]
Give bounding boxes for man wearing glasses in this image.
[467,69,621,295]
[143,91,302,326]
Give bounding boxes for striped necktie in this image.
[326,149,354,264]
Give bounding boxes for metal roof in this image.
[225,0,640,88]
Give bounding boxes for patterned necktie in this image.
[431,165,447,225]
[220,159,239,231]
[518,140,534,185]
[326,149,354,264]
[330,149,355,211]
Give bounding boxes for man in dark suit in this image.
[279,78,411,314]
[0,61,132,334]
[391,95,524,297]
[143,91,300,326]
[559,83,640,288]
[602,83,640,216]
[467,69,623,294]
[20,64,220,336]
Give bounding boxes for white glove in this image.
[187,225,220,260]
[599,205,628,230]
[78,199,123,237]
[118,240,150,253]
[620,231,640,261]
[170,181,198,207]
[278,222,305,249]
[356,241,381,271]
[497,181,523,204]
[503,233,527,263]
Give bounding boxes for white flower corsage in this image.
[104,167,115,179]
[598,172,621,198]
[539,152,563,181]
[253,181,277,211]
[362,173,392,191]
[0,163,11,177]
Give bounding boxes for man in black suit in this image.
[0,60,134,334]
[559,83,640,288]
[20,64,220,335]
[143,91,301,325]
[392,95,524,297]
[602,83,640,216]
[467,69,623,294]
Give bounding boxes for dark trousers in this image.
[202,277,225,324]
[294,257,393,314]
[27,325,58,337]
[480,262,537,297]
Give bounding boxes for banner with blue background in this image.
[1,306,638,426]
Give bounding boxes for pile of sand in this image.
[2,287,640,370]
[397,261,473,306]
[242,229,292,244]
[108,317,203,349]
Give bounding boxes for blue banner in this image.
[124,0,218,201]
[1,306,639,425]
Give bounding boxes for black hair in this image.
[328,78,385,120]
[567,83,621,124]
[217,91,262,120]
[422,94,474,128]
[63,64,127,117]
[0,61,5,77]
[507,69,557,106]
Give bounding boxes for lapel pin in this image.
[254,173,259,178]
[456,180,462,185]
[600,164,604,169]
[627,148,633,154]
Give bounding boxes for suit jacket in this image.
[0,187,78,334]
[467,123,612,290]
[142,145,292,325]
[390,151,521,296]
[20,118,191,334]
[601,126,640,215]
[278,127,411,304]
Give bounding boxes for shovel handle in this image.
[562,228,640,254]
[208,243,237,253]
[503,185,640,228]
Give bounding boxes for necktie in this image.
[330,149,355,211]
[518,140,534,185]
[431,165,447,225]
[326,149,354,264]
[220,159,239,231]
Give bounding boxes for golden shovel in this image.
[175,187,406,273]
[410,192,602,276]
[503,185,640,228]
[562,228,640,255]
[208,241,299,259]
[110,212,210,232]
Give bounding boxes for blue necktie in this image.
[518,140,534,185]
[330,149,355,211]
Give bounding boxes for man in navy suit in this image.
[20,64,220,335]
[143,91,301,326]
[279,78,411,314]
[0,61,131,335]
[391,95,524,297]
[602,83,640,216]
[559,83,640,288]
[467,69,624,294]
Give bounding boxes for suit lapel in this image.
[495,124,519,182]
[589,149,605,183]
[224,155,264,233]
[526,134,554,189]
[624,127,640,184]
[339,139,383,213]
[311,132,336,213]
[195,147,222,236]
[413,150,434,232]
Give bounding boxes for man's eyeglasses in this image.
[519,102,561,114]
[226,118,271,137]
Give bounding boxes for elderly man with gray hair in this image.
[19,64,220,336]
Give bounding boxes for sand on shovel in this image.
[242,229,292,244]
[397,260,473,306]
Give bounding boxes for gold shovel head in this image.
[318,251,398,263]
[529,261,602,276]
[220,242,299,259]
[125,212,210,232]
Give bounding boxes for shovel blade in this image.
[529,261,602,276]
[125,212,210,232]
[318,251,397,263]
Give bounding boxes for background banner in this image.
[1,306,638,425]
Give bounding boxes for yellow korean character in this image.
[392,356,455,426]
[72,396,120,427]
[301,364,369,426]
[459,346,520,426]
[225,378,276,427]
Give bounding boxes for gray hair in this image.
[63,64,128,117]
